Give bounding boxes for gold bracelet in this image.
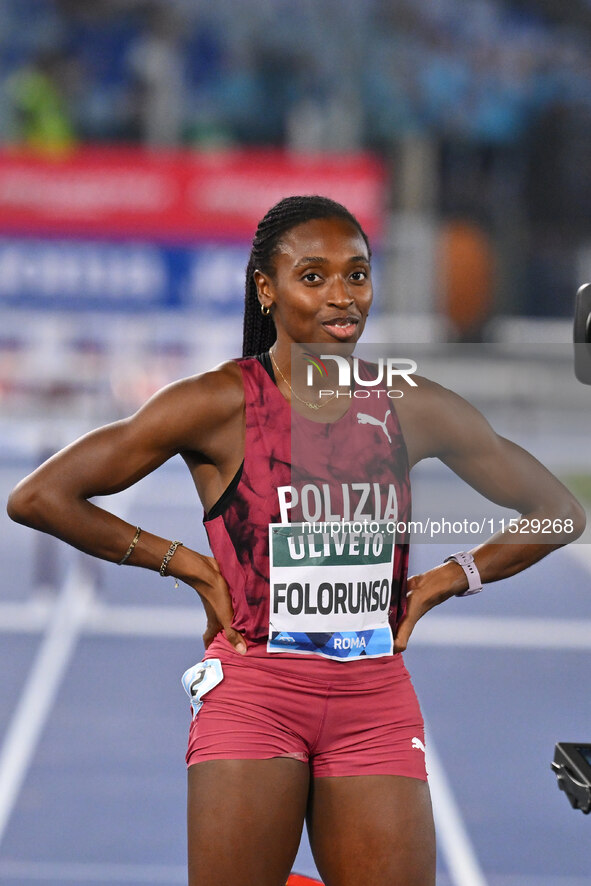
[159,540,184,584]
[118,526,141,565]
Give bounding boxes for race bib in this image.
[268,522,395,660]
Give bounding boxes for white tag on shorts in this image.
[181,659,224,718]
[267,522,395,660]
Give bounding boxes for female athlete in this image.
[7,195,585,886]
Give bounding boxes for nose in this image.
[327,275,354,306]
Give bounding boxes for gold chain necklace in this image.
[269,349,338,410]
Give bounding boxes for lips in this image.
[321,315,361,340]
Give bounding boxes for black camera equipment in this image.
[551,743,591,813]
[574,283,591,384]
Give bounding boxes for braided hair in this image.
[242,195,371,357]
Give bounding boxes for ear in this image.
[253,269,275,313]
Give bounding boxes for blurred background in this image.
[1,0,591,407]
[1,2,591,885]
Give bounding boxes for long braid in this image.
[242,196,371,357]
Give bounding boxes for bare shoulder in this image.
[164,360,244,412]
[394,375,494,466]
[123,359,245,456]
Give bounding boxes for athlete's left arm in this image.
[394,381,586,652]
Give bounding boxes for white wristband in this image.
[444,551,482,596]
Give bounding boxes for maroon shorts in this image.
[185,636,427,780]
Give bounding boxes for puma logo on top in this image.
[357,409,392,443]
[411,737,425,753]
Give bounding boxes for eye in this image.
[350,270,368,282]
[302,272,321,283]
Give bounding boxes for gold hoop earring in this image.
[260,304,271,316]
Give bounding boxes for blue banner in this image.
[0,237,250,313]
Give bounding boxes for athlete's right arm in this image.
[6,363,247,653]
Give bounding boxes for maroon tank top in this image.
[203,356,411,656]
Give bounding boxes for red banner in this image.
[0,147,387,242]
[287,875,323,885]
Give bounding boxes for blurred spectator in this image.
[6,48,78,152]
[286,89,363,153]
[125,3,186,146]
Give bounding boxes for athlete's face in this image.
[255,217,373,348]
